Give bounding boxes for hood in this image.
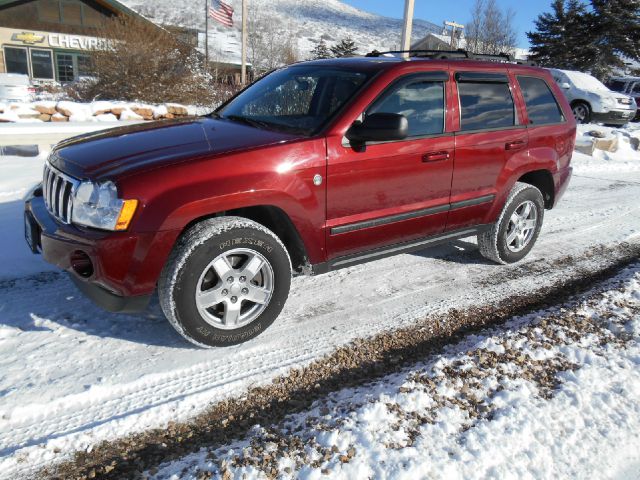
[51,116,302,180]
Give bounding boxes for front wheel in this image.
[159,217,291,347]
[572,101,591,124]
[477,182,545,264]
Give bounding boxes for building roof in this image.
[0,0,153,25]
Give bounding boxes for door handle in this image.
[422,151,450,162]
[505,140,526,151]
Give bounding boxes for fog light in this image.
[70,251,94,278]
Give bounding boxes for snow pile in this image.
[571,123,640,173]
[150,267,640,479]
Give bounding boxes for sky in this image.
[341,0,555,48]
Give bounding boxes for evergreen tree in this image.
[588,0,640,79]
[528,0,640,79]
[527,0,590,70]
[310,39,332,60]
[330,37,358,58]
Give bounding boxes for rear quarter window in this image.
[517,76,565,125]
[458,81,515,131]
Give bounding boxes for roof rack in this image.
[365,49,536,66]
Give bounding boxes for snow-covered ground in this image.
[1,122,640,478]
[152,265,640,479]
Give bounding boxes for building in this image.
[412,29,530,61]
[0,0,196,84]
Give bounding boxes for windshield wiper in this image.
[223,115,273,130]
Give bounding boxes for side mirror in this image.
[560,82,571,89]
[346,113,409,143]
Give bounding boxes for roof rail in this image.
[365,49,536,66]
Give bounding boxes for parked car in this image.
[606,75,640,119]
[25,56,576,347]
[0,73,35,103]
[548,68,637,125]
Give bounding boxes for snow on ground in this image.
[0,122,640,477]
[150,265,640,480]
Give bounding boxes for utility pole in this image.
[444,20,465,49]
[241,0,248,84]
[400,0,415,58]
[204,0,209,72]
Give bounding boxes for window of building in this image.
[458,81,515,131]
[4,47,29,75]
[30,49,55,80]
[62,0,82,25]
[55,52,92,82]
[38,0,62,23]
[369,78,445,137]
[76,54,92,77]
[37,0,107,27]
[517,76,565,125]
[83,4,104,26]
[56,53,74,82]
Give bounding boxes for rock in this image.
[34,104,56,115]
[574,137,596,156]
[38,113,51,122]
[167,103,188,116]
[132,106,154,119]
[594,136,618,152]
[111,107,125,117]
[51,113,69,122]
[587,130,606,138]
[56,103,74,117]
[16,108,40,119]
[630,137,640,151]
[119,109,144,121]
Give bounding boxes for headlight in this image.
[72,180,138,231]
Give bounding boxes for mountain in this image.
[119,0,443,64]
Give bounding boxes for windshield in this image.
[563,70,610,93]
[217,66,374,135]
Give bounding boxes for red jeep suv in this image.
[24,53,575,347]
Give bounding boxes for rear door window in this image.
[457,76,515,131]
[517,76,565,125]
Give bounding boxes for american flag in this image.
[209,0,234,27]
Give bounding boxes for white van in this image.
[548,68,637,125]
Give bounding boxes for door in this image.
[326,73,454,259]
[447,71,528,231]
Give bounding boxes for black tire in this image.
[159,217,291,347]
[571,101,591,124]
[477,182,545,264]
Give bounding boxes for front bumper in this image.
[592,108,637,125]
[24,186,176,313]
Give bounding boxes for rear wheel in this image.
[478,182,545,264]
[159,217,291,347]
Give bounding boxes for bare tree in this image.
[466,0,517,55]
[69,16,227,105]
[247,5,299,74]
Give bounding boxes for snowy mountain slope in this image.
[119,0,442,63]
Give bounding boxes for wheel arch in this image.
[517,169,555,209]
[181,205,310,274]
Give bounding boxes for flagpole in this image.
[204,0,209,73]
[241,0,247,85]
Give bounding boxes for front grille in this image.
[43,162,79,224]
